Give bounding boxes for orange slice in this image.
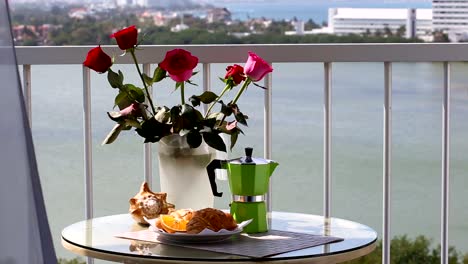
[160,215,188,233]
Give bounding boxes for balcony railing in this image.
[15,43,468,264]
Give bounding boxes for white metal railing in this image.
[16,43,468,264]
[383,61,392,264]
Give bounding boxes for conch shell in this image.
[129,182,175,225]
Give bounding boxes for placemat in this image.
[116,229,343,258]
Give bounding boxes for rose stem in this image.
[218,78,251,126]
[180,82,185,105]
[129,49,156,116]
[231,78,251,105]
[205,83,230,118]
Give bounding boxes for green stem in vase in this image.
[231,78,251,105]
[205,83,230,118]
[180,82,185,105]
[129,49,156,116]
[218,78,251,126]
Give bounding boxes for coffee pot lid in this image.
[229,147,270,165]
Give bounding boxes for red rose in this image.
[83,46,112,73]
[110,25,138,50]
[243,51,273,82]
[225,64,246,86]
[159,49,198,82]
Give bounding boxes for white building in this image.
[328,8,433,39]
[115,0,148,7]
[432,0,468,41]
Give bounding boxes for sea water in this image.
[27,61,468,260]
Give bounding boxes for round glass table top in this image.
[62,212,377,264]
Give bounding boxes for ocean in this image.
[215,0,431,23]
[31,62,468,261]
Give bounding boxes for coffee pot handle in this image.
[206,159,223,197]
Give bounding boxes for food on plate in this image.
[170,208,194,221]
[129,182,175,225]
[155,209,194,233]
[155,208,238,234]
[186,208,238,234]
[160,215,189,233]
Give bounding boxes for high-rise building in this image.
[432,0,468,40]
[328,8,432,39]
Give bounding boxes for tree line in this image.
[10,5,432,46]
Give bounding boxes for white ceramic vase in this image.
[157,134,216,210]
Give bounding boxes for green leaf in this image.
[142,73,154,86]
[235,111,248,126]
[186,79,198,86]
[194,109,204,123]
[181,104,203,126]
[155,106,170,123]
[107,111,121,122]
[128,89,145,103]
[207,112,223,120]
[189,96,201,107]
[107,69,122,88]
[175,82,183,91]
[170,106,183,133]
[187,130,202,148]
[220,101,233,116]
[114,91,132,110]
[135,118,171,143]
[229,103,248,126]
[181,104,194,116]
[102,123,125,145]
[179,129,191,137]
[170,105,181,117]
[197,91,218,104]
[230,131,239,151]
[202,132,226,152]
[153,67,166,83]
[118,70,124,83]
[202,118,217,128]
[252,82,268,90]
[123,84,145,103]
[124,119,142,129]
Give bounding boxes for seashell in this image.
[129,182,175,225]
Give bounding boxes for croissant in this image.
[186,208,238,234]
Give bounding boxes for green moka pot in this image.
[206,147,278,233]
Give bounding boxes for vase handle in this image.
[206,159,224,197]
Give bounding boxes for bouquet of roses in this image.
[83,25,273,152]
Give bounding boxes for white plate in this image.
[145,218,252,244]
[155,228,243,244]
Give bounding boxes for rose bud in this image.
[243,51,273,82]
[119,102,141,117]
[225,64,246,86]
[158,49,198,82]
[108,103,142,122]
[83,45,112,73]
[110,25,138,50]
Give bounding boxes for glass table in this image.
[62,211,377,264]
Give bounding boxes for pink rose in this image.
[119,103,141,117]
[158,49,198,82]
[110,25,138,50]
[83,45,112,73]
[243,51,273,82]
